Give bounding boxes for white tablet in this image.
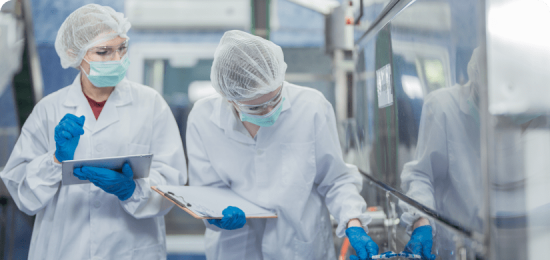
[61,154,153,185]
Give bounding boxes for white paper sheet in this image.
[155,185,277,218]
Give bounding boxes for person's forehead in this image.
[92,36,126,47]
[240,86,281,105]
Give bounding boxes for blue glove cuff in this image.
[118,180,136,201]
[411,225,432,237]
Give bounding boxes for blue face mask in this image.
[82,55,130,87]
[239,98,285,127]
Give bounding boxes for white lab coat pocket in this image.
[131,243,164,260]
[292,229,328,260]
[126,143,150,155]
[281,141,316,188]
[214,225,251,259]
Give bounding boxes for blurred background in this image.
[1,0,550,259]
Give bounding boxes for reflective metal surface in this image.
[352,0,550,259]
[353,0,487,258]
[486,0,550,114]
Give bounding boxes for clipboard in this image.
[152,185,278,219]
[62,154,153,185]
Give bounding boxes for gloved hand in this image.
[207,206,246,230]
[346,226,379,260]
[74,163,136,201]
[54,114,85,162]
[404,225,436,260]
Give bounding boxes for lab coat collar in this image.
[280,81,292,113]
[63,74,133,134]
[209,82,292,144]
[458,83,475,116]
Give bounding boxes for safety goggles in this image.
[87,40,129,61]
[234,85,283,115]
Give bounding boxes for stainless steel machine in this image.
[324,0,550,259]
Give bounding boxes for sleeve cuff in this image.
[119,178,151,213]
[29,150,62,185]
[401,211,437,236]
[337,212,373,238]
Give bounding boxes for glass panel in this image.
[336,176,480,259]
[354,0,485,258]
[355,0,395,32]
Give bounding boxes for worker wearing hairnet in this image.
[187,30,377,260]
[0,4,186,259]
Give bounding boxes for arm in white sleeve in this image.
[399,97,448,235]
[0,103,62,216]
[186,107,227,231]
[120,95,187,218]
[314,101,372,238]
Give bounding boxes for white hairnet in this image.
[467,47,482,86]
[211,30,287,101]
[54,4,131,69]
[467,47,485,109]
[467,47,483,104]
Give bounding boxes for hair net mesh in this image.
[55,4,131,69]
[467,47,482,87]
[211,30,287,101]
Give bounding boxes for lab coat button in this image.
[96,144,104,153]
[256,149,263,155]
[93,201,101,208]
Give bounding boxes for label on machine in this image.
[376,64,393,108]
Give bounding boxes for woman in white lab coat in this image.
[0,4,186,259]
[187,30,377,260]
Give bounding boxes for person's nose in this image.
[262,106,274,115]
[113,51,122,61]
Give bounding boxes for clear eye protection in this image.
[234,86,283,115]
[87,40,129,61]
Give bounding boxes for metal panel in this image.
[353,0,488,259]
[486,0,550,114]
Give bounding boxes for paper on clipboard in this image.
[152,185,277,219]
[62,154,153,185]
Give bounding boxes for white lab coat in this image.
[187,82,372,260]
[399,83,549,258]
[399,84,483,236]
[0,75,187,260]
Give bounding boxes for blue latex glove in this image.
[74,163,136,201]
[404,225,436,260]
[207,206,246,230]
[346,226,379,260]
[54,114,85,162]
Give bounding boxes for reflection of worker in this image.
[187,30,378,260]
[399,48,486,260]
[0,4,186,259]
[400,47,547,260]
